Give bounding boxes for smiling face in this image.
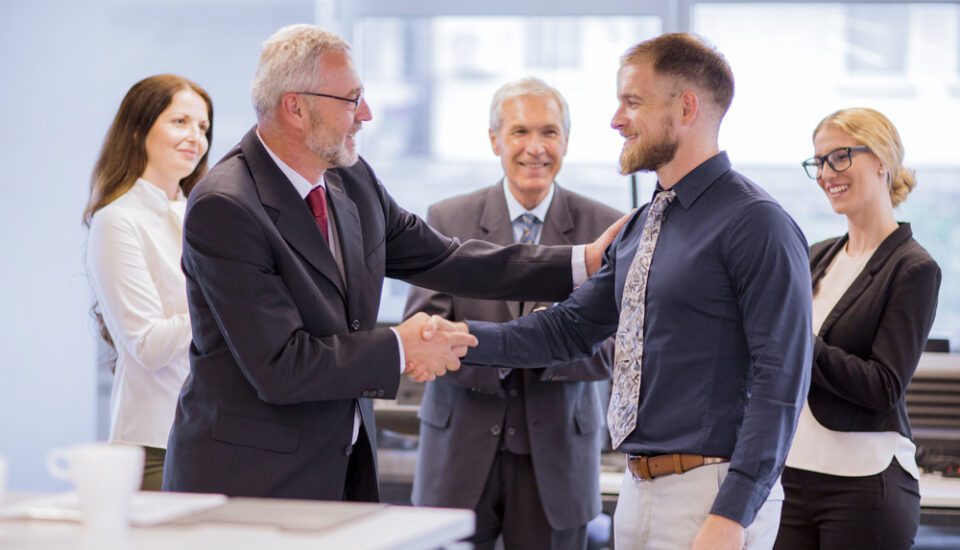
[302,50,373,169]
[611,60,680,175]
[142,88,210,188]
[813,124,889,218]
[489,93,568,208]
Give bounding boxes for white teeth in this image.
[827,184,849,195]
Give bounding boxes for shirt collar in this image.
[133,177,185,211]
[654,151,731,209]
[256,129,325,199]
[503,179,555,223]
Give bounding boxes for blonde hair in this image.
[251,24,350,120]
[814,108,916,207]
[489,77,571,136]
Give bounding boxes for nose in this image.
[356,96,373,122]
[611,104,626,131]
[525,134,545,155]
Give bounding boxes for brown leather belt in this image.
[627,453,729,481]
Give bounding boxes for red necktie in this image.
[305,186,329,243]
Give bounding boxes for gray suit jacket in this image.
[405,182,622,530]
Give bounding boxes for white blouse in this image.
[786,246,919,479]
[86,178,191,449]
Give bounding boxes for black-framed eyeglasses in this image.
[295,90,363,109]
[801,146,871,180]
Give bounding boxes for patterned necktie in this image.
[517,213,539,244]
[607,189,677,449]
[305,186,329,243]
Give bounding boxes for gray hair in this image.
[489,77,571,136]
[251,24,350,120]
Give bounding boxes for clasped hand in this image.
[396,313,477,382]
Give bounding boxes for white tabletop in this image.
[0,496,474,550]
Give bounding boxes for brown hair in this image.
[622,33,735,117]
[85,74,213,352]
[84,74,213,226]
[814,108,916,207]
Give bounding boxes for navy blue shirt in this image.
[467,152,813,526]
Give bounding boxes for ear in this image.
[279,93,309,130]
[679,90,700,126]
[489,128,502,156]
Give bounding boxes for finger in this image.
[444,332,478,348]
[451,345,468,357]
[421,316,439,340]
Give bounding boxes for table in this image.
[0,494,474,550]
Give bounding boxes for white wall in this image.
[0,0,315,491]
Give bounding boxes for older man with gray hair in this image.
[405,77,622,549]
[162,26,621,503]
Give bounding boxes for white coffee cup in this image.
[46,443,144,530]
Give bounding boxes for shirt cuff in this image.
[571,244,587,288]
[709,469,771,527]
[390,327,405,373]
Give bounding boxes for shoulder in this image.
[431,185,495,213]
[559,186,624,223]
[810,236,842,257]
[190,152,255,201]
[891,237,941,280]
[88,191,141,237]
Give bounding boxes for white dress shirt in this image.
[786,247,920,479]
[86,178,191,449]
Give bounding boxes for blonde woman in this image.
[777,108,941,549]
[84,75,213,490]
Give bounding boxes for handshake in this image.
[396,312,478,382]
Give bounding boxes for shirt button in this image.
[351,319,361,331]
[344,445,353,456]
[490,425,502,436]
[507,427,516,436]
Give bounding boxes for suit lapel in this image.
[241,128,346,301]
[816,224,912,336]
[325,171,364,319]
[479,182,523,319]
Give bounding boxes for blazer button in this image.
[490,425,502,436]
[508,389,519,397]
[507,427,516,436]
[351,319,361,331]
[377,389,385,397]
[344,445,353,456]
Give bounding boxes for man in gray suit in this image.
[404,78,622,549]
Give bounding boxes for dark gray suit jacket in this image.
[405,182,622,530]
[163,129,577,501]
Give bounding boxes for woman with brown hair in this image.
[775,108,941,549]
[84,74,213,490]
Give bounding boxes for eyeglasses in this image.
[295,90,363,109]
[801,146,871,179]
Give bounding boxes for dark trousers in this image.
[140,446,166,491]
[471,451,587,550]
[343,423,380,503]
[774,461,920,550]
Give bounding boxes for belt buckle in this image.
[628,455,651,482]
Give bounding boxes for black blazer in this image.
[162,128,576,501]
[808,223,941,437]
